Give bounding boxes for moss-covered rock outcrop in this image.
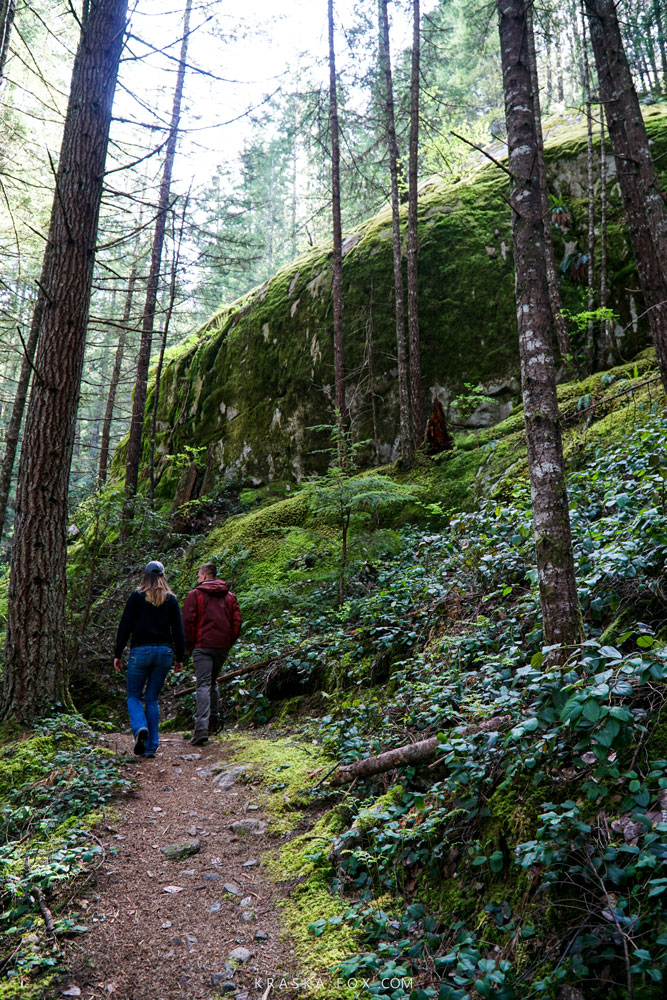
[121,105,667,494]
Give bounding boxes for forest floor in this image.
[60,731,304,1000]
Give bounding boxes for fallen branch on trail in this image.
[327,715,512,787]
[173,650,299,697]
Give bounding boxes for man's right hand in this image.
[113,658,123,673]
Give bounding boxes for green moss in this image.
[120,108,667,494]
[0,733,84,798]
[221,732,334,832]
[0,972,58,999]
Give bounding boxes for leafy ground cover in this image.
[0,717,128,998]
[220,407,667,999]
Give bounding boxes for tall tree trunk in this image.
[407,0,422,447]
[123,0,192,506]
[379,0,413,464]
[581,2,596,368]
[497,0,583,649]
[1,0,129,724]
[526,5,572,361]
[98,262,137,485]
[584,0,667,392]
[149,192,188,504]
[0,0,15,82]
[328,0,346,455]
[599,106,615,363]
[654,0,667,92]
[0,300,43,541]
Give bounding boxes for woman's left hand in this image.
[113,658,123,672]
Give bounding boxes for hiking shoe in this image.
[134,728,148,756]
[143,751,156,759]
[190,731,208,746]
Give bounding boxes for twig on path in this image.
[31,885,57,939]
[261,983,272,1000]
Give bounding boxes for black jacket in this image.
[114,591,185,660]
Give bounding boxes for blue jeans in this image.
[126,645,173,753]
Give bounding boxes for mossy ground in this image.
[162,349,663,631]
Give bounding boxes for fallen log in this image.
[173,653,292,698]
[328,715,511,787]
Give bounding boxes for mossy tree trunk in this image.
[124,0,192,509]
[328,0,346,454]
[525,4,572,363]
[1,0,129,724]
[407,0,422,446]
[584,0,667,394]
[379,0,413,465]
[497,0,583,650]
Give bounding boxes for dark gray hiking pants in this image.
[192,647,228,732]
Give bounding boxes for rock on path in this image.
[62,733,300,1000]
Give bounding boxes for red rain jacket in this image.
[182,580,242,653]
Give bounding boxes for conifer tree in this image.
[584,0,667,392]
[124,0,192,508]
[1,0,129,723]
[378,0,413,464]
[496,0,582,650]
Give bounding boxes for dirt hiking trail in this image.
[62,732,306,1000]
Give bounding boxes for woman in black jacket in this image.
[114,560,185,757]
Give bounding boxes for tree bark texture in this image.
[379,0,413,464]
[497,0,583,650]
[328,0,346,444]
[525,5,572,361]
[1,0,129,723]
[124,0,192,502]
[584,0,667,392]
[581,3,596,368]
[98,262,137,485]
[0,300,43,541]
[407,0,422,445]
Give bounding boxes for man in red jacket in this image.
[182,562,242,745]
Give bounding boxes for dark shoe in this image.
[190,731,208,746]
[143,751,156,759]
[134,728,148,756]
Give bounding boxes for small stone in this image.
[213,765,248,789]
[254,930,268,941]
[240,910,256,923]
[230,818,266,836]
[170,936,184,946]
[161,920,172,929]
[239,896,253,908]
[202,872,220,883]
[223,882,240,896]
[246,805,259,811]
[162,840,201,861]
[187,825,197,837]
[228,946,253,965]
[180,753,201,761]
[208,902,222,913]
[242,858,257,868]
[211,974,235,989]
